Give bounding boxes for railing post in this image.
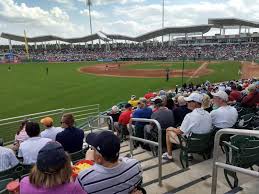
[129,123,134,157]
[211,129,259,194]
[130,118,162,186]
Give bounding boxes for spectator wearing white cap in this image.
[107,106,121,132]
[210,91,238,129]
[162,93,212,160]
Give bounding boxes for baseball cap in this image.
[151,96,163,105]
[212,90,229,101]
[40,117,53,126]
[111,106,119,113]
[37,142,67,174]
[86,131,120,160]
[125,103,132,109]
[131,95,136,100]
[184,93,203,103]
[139,97,147,104]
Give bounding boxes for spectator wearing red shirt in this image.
[241,84,259,108]
[144,90,156,100]
[114,103,132,141]
[229,85,242,102]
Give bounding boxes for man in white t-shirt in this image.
[162,93,212,160]
[40,117,63,141]
[210,90,238,129]
[18,122,51,164]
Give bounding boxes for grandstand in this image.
[0,5,259,192]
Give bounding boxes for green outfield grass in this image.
[0,60,241,143]
[124,61,201,70]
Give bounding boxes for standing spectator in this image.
[78,131,143,194]
[163,93,212,160]
[128,95,139,108]
[241,84,259,108]
[210,91,238,129]
[20,142,86,194]
[132,98,152,141]
[0,140,19,172]
[40,117,63,141]
[173,96,191,127]
[56,114,84,153]
[115,103,132,140]
[18,122,51,164]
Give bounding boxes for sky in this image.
[0,0,259,44]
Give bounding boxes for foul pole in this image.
[162,0,165,45]
[24,30,29,60]
[86,0,93,47]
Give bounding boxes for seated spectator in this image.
[211,91,238,129]
[20,142,86,194]
[18,122,51,164]
[115,103,132,140]
[78,131,143,194]
[202,94,213,113]
[56,114,84,153]
[144,97,175,148]
[128,95,139,108]
[144,89,155,100]
[241,84,259,108]
[107,106,121,131]
[163,93,212,160]
[13,120,29,151]
[132,98,152,142]
[229,85,242,102]
[0,139,19,172]
[173,96,191,127]
[40,117,63,141]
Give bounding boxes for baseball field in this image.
[0,60,242,120]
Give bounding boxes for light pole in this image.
[162,0,165,46]
[86,0,93,47]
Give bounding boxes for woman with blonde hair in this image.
[202,94,213,113]
[20,142,86,194]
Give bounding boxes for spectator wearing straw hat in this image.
[40,117,63,141]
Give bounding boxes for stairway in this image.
[120,141,258,194]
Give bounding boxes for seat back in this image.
[187,132,212,153]
[0,164,19,181]
[230,135,259,168]
[70,149,86,164]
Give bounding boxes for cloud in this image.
[77,0,145,6]
[0,0,86,39]
[80,9,105,19]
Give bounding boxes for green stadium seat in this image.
[70,147,88,164]
[223,135,259,189]
[0,164,19,181]
[178,132,212,168]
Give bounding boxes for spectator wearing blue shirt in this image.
[56,114,84,153]
[132,98,152,144]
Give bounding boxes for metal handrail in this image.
[211,128,259,194]
[78,115,114,132]
[129,118,163,186]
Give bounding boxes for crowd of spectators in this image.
[1,43,259,62]
[0,77,259,193]
[108,78,259,161]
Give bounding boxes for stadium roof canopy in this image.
[0,25,212,44]
[208,18,259,28]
